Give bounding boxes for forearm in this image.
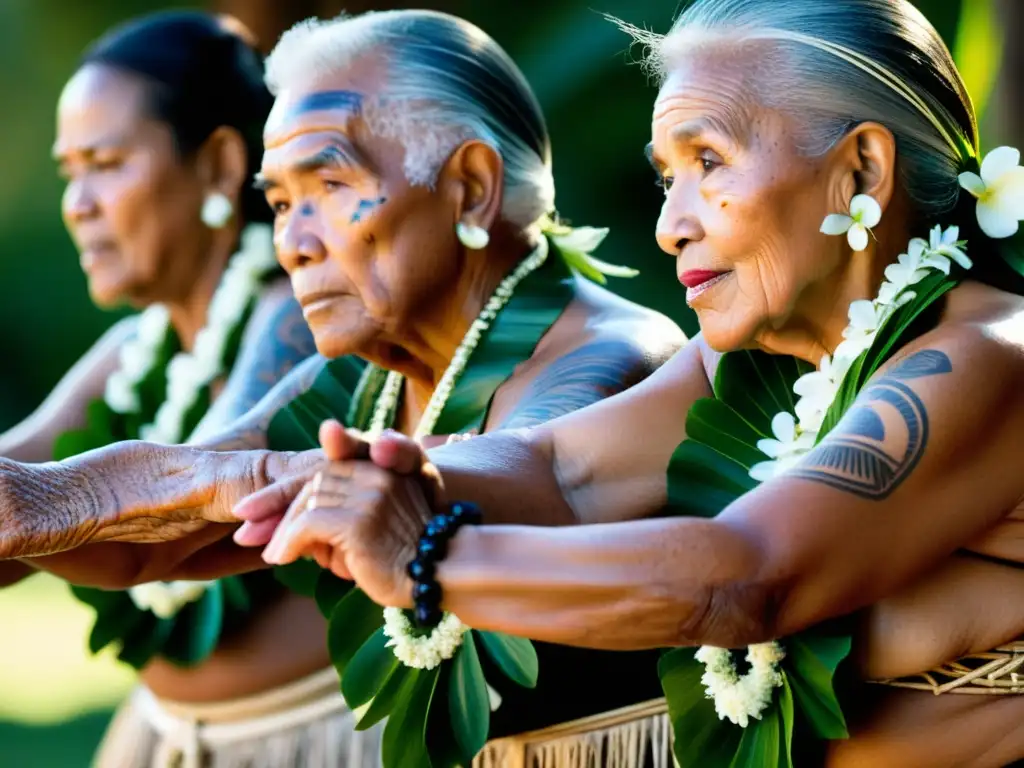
[428,429,577,526]
[0,441,280,559]
[435,518,770,650]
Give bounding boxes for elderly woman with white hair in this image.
[0,9,683,768]
[232,0,1024,765]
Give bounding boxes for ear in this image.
[825,122,897,213]
[195,126,249,208]
[437,140,504,231]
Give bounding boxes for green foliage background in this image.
[0,1,998,765]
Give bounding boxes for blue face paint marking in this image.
[350,196,387,224]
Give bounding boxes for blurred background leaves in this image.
[0,0,1015,764]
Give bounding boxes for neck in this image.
[755,208,913,367]
[164,224,241,350]
[392,228,537,430]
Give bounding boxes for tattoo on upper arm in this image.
[792,349,952,500]
[499,340,648,429]
[208,356,327,451]
[215,299,317,426]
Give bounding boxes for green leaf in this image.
[341,628,399,709]
[266,355,368,449]
[355,664,411,731]
[425,664,464,768]
[686,399,768,470]
[660,648,742,767]
[117,614,175,669]
[220,577,251,612]
[272,560,323,597]
[786,632,851,739]
[315,572,353,618]
[327,588,384,675]
[779,677,795,768]
[730,698,780,768]
[665,440,755,518]
[448,635,491,762]
[382,668,438,768]
[162,583,224,666]
[476,630,539,688]
[714,351,810,428]
[85,598,147,655]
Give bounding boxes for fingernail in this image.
[233,523,253,545]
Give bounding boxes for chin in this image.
[696,313,760,354]
[86,280,130,310]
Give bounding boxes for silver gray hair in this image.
[616,0,979,221]
[265,10,555,229]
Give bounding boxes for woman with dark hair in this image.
[231,0,1024,764]
[0,10,317,767]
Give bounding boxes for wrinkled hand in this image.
[233,421,445,608]
[0,444,327,560]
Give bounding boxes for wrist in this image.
[406,501,482,627]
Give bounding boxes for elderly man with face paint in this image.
[0,10,684,767]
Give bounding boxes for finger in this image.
[370,430,427,474]
[320,420,371,462]
[234,473,310,522]
[263,507,354,568]
[233,517,284,547]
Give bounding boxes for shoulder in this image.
[485,281,687,429]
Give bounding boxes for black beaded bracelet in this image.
[407,501,482,628]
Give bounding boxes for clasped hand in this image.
[233,421,446,608]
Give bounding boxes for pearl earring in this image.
[201,193,234,229]
[820,194,882,252]
[456,221,490,250]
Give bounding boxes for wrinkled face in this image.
[259,69,461,363]
[55,64,209,308]
[649,55,838,351]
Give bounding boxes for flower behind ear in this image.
[959,146,1024,239]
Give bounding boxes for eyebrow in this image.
[253,142,371,191]
[51,139,127,163]
[671,115,747,147]
[644,143,661,173]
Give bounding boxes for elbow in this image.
[674,579,789,649]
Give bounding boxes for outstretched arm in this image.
[5,356,331,586]
[252,334,1024,652]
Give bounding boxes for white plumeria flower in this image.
[820,194,882,251]
[792,353,850,429]
[749,412,816,482]
[136,304,171,345]
[838,299,887,358]
[928,225,972,269]
[958,146,1024,239]
[884,238,951,291]
[128,581,212,619]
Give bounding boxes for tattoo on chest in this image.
[498,339,648,429]
[792,349,952,500]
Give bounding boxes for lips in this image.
[299,291,346,313]
[679,269,726,288]
[679,269,732,305]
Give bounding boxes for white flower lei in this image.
[114,224,278,617]
[695,643,786,727]
[369,237,550,669]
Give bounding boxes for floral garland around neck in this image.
[67,224,279,625]
[106,224,279,446]
[369,236,550,668]
[688,144,1024,743]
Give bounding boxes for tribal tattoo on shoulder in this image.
[792,349,952,500]
[499,339,651,429]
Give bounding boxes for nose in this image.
[655,192,704,257]
[275,213,328,272]
[62,178,99,225]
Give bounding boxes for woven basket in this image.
[873,641,1024,695]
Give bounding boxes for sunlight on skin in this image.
[0,574,133,723]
